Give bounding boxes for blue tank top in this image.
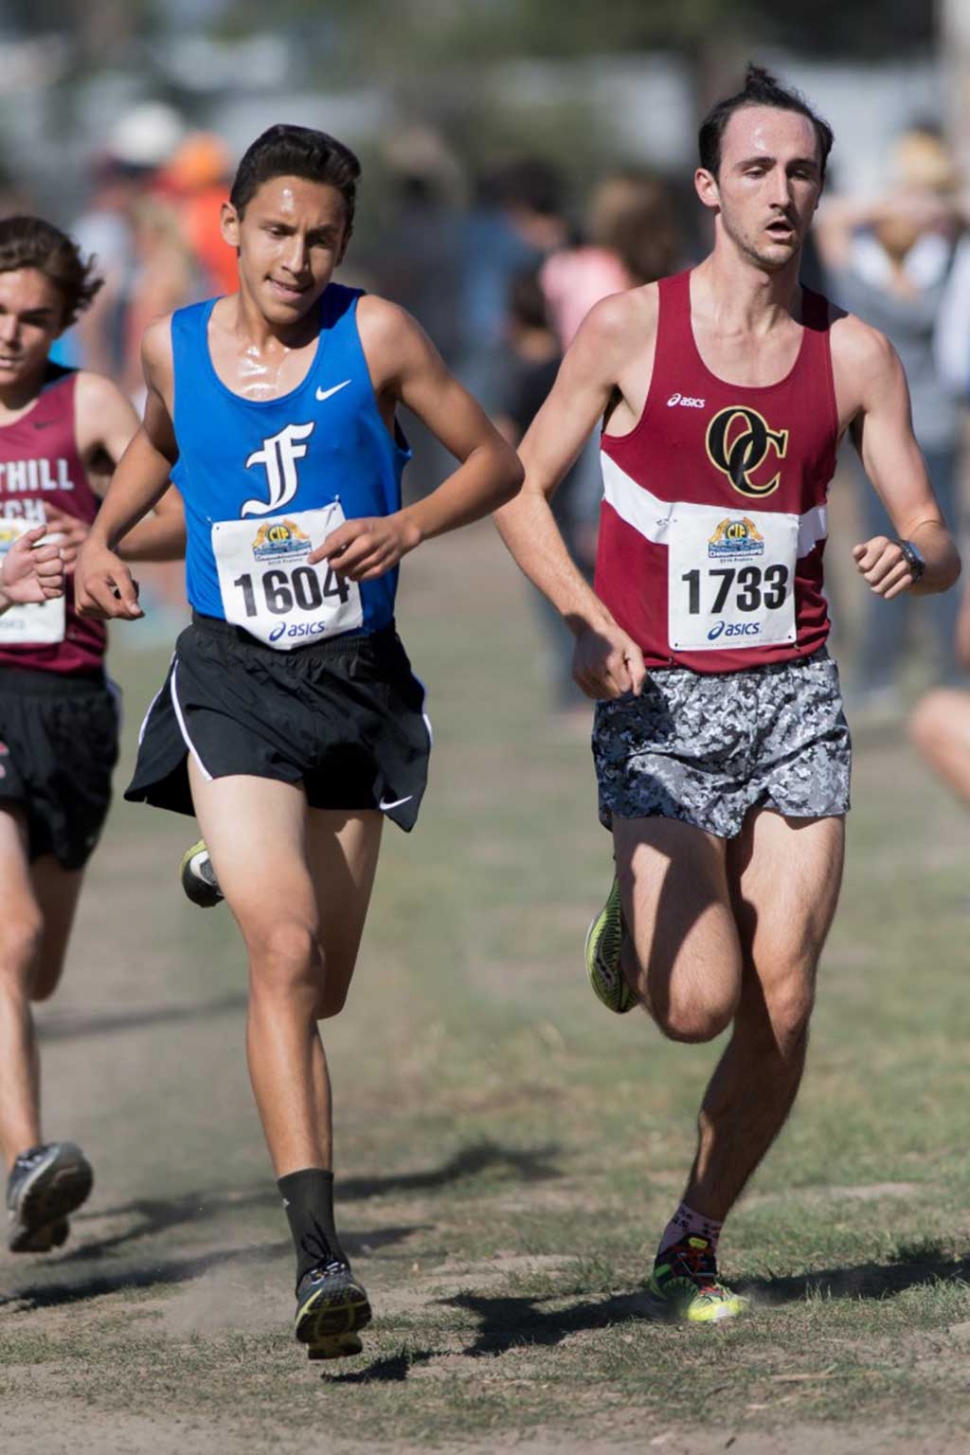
[172,283,410,634]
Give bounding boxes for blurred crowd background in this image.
[4,0,970,717]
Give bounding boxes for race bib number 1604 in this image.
[213,503,363,649]
[667,504,798,652]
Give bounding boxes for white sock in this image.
[656,1201,723,1261]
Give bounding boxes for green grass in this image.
[1,524,969,1453]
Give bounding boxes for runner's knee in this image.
[0,910,43,988]
[245,918,321,997]
[766,973,815,1054]
[652,980,739,1044]
[742,963,816,1058]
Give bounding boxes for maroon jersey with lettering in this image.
[595,269,838,673]
[0,368,105,674]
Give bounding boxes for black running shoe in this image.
[16,1217,70,1254]
[179,840,223,908]
[294,1258,372,1361]
[7,1142,93,1253]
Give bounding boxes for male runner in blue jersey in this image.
[75,124,522,1360]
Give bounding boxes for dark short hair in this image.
[0,216,102,327]
[699,65,834,181]
[229,124,361,229]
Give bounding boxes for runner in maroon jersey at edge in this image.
[495,67,959,1322]
[0,216,184,1254]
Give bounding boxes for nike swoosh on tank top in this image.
[172,283,411,638]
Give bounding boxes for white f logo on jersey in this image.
[241,422,315,517]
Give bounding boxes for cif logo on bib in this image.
[705,407,788,499]
[251,519,312,561]
[242,422,315,517]
[708,516,764,559]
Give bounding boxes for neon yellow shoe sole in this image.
[585,876,635,1013]
[647,1266,749,1324]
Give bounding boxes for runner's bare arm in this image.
[310,298,522,581]
[836,318,961,600]
[494,294,651,698]
[75,319,180,619]
[72,367,187,564]
[116,485,186,562]
[0,525,64,613]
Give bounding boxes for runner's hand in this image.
[309,512,421,581]
[572,622,648,699]
[852,536,916,601]
[42,503,90,570]
[0,525,65,604]
[74,540,143,620]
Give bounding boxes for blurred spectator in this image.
[159,131,236,297]
[370,132,467,500]
[493,270,597,712]
[123,194,204,405]
[542,169,682,347]
[70,101,185,384]
[817,125,966,710]
[460,158,570,409]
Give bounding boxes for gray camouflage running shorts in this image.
[592,650,851,840]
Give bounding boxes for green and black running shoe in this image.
[647,1235,749,1324]
[585,876,635,1013]
[295,1258,372,1361]
[179,840,223,908]
[7,1142,92,1254]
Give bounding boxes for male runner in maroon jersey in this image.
[496,66,960,1321]
[0,216,184,1253]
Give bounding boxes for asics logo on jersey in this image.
[315,380,351,402]
[667,393,706,408]
[242,422,315,517]
[705,406,789,499]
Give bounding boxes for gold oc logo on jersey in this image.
[705,406,789,498]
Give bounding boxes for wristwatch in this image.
[897,539,926,583]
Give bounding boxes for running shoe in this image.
[179,840,223,908]
[7,1142,93,1253]
[585,876,636,1013]
[647,1235,749,1324]
[295,1257,372,1361]
[17,1217,69,1254]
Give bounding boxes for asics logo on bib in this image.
[708,620,761,641]
[242,422,315,517]
[667,393,706,408]
[705,406,789,499]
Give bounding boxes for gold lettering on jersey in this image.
[705,407,788,499]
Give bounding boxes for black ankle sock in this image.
[277,1168,347,1288]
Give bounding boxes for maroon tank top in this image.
[0,369,106,675]
[595,269,839,672]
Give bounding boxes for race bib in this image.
[0,519,65,646]
[213,503,363,650]
[667,504,797,652]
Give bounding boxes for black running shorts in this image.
[0,667,120,870]
[126,615,431,831]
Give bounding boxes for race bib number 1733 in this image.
[667,503,798,652]
[212,503,363,649]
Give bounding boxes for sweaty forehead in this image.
[249,175,347,225]
[720,105,819,166]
